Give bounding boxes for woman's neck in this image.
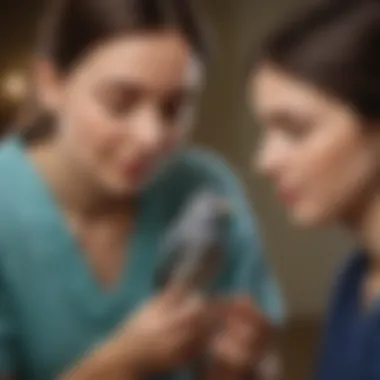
[27,139,132,221]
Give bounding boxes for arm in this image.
[0,291,140,380]
[58,338,141,380]
[0,272,141,380]
[0,276,19,380]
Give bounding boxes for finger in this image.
[176,320,210,351]
[213,319,269,362]
[228,298,269,332]
[211,333,253,370]
[211,297,231,316]
[229,296,264,321]
[214,324,256,352]
[172,293,207,323]
[160,282,192,305]
[207,298,231,330]
[233,320,271,357]
[232,323,257,344]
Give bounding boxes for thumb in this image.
[160,281,191,305]
[228,295,265,324]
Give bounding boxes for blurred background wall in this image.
[0,0,354,378]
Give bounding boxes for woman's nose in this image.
[253,137,285,179]
[130,107,166,151]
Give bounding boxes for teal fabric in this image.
[0,136,284,379]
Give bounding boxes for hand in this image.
[207,296,271,378]
[111,285,211,375]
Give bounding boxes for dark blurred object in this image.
[156,188,231,292]
[279,319,322,380]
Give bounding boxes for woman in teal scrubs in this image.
[0,0,283,379]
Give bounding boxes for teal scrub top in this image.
[0,136,284,380]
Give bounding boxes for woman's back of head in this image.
[254,0,380,120]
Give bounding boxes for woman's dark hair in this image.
[252,0,380,121]
[20,0,210,142]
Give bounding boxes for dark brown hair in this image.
[20,0,210,142]
[253,0,380,120]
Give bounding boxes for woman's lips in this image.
[122,159,152,181]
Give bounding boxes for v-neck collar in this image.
[9,136,163,323]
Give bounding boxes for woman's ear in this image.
[33,59,63,113]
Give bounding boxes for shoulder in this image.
[0,137,28,202]
[0,137,38,242]
[0,135,28,181]
[0,136,22,168]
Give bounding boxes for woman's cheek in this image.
[77,100,117,145]
[161,128,186,155]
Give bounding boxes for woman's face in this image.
[249,64,380,227]
[38,31,203,195]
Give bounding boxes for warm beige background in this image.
[194,0,354,319]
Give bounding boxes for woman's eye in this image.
[104,94,136,117]
[98,84,139,118]
[281,119,316,140]
[106,99,129,116]
[161,94,195,125]
[264,112,317,141]
[160,99,183,123]
[285,124,308,139]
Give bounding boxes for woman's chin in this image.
[98,176,144,198]
[288,209,332,229]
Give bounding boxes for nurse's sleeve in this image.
[214,170,285,326]
[0,274,18,376]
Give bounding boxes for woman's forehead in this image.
[68,31,204,91]
[252,66,341,115]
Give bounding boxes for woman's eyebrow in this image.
[99,79,199,99]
